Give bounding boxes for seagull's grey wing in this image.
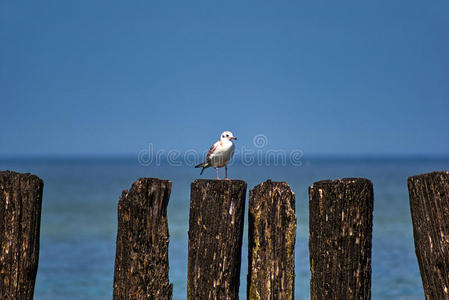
[206,142,218,162]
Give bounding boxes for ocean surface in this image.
[1,156,448,299]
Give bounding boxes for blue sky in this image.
[1,1,448,156]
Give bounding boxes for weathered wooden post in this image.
[113,178,173,299]
[187,179,246,300]
[0,171,43,299]
[408,171,449,299]
[247,180,297,300]
[309,178,373,300]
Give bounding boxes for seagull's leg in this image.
[225,165,228,180]
[216,167,220,180]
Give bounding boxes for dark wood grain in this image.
[0,171,43,300]
[113,178,172,300]
[187,179,247,300]
[309,178,373,300]
[408,171,449,300]
[247,180,296,300]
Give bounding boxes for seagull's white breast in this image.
[209,139,235,168]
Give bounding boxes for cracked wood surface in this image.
[187,179,246,300]
[309,178,373,300]
[247,180,296,300]
[113,178,172,300]
[0,171,43,300]
[408,171,449,300]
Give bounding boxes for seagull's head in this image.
[220,131,237,141]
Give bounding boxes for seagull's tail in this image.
[195,162,208,175]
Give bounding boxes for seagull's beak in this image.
[231,137,237,140]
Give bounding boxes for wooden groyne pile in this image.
[0,171,43,300]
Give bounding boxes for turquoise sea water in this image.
[1,156,448,299]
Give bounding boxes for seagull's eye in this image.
[226,134,229,137]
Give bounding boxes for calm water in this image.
[1,156,448,299]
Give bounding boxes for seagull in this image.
[195,131,237,180]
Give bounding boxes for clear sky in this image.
[1,1,448,156]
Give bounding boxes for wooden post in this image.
[0,171,43,300]
[408,171,449,299]
[247,180,296,300]
[309,178,373,300]
[113,178,173,300]
[187,179,247,300]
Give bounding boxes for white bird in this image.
[195,131,237,180]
